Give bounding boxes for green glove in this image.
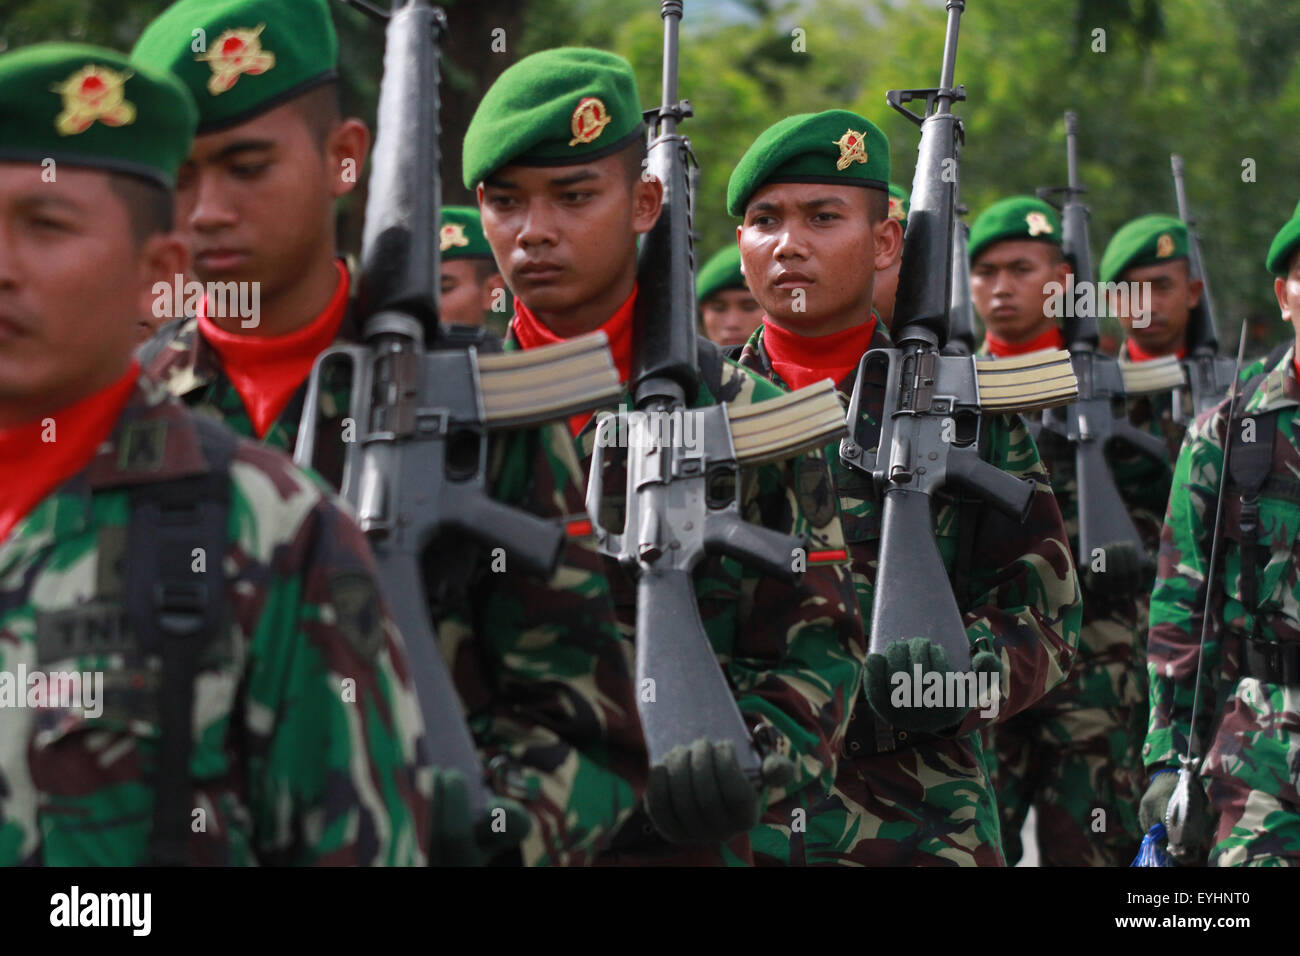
[429,768,531,866]
[644,738,793,846]
[864,637,1002,733]
[1138,770,1178,834]
[1081,541,1150,597]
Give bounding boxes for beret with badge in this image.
[1098,214,1188,285]
[726,109,890,217]
[462,47,646,191]
[888,182,910,231]
[0,42,196,188]
[132,0,338,134]
[968,195,1062,263]
[439,206,493,261]
[1265,200,1300,276]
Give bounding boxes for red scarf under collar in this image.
[1125,337,1187,363]
[985,326,1066,358]
[760,316,878,391]
[198,261,349,439]
[0,361,139,543]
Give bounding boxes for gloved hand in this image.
[644,738,794,846]
[429,768,531,866]
[1082,541,1149,597]
[1138,770,1178,834]
[864,636,1002,733]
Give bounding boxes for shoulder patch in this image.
[329,571,385,662]
[797,455,838,529]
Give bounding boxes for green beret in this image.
[462,48,645,191]
[888,182,909,230]
[132,0,337,134]
[0,43,196,188]
[726,110,889,217]
[1265,200,1300,276]
[696,245,747,303]
[968,196,1062,262]
[440,206,492,261]
[1099,214,1189,284]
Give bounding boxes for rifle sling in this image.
[126,415,235,867]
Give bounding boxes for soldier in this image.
[1139,201,1300,866]
[464,48,863,865]
[0,43,427,865]
[870,182,909,327]
[439,205,507,331]
[695,245,761,348]
[969,196,1172,865]
[131,0,370,487]
[726,111,1080,865]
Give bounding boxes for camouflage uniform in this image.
[0,376,428,865]
[738,324,1081,866]
[984,344,1176,866]
[1147,345,1300,866]
[490,333,864,867]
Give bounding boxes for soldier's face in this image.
[440,259,502,328]
[700,287,762,347]
[1274,252,1300,346]
[478,153,661,336]
[174,98,367,312]
[1116,259,1200,355]
[0,163,184,423]
[737,183,900,337]
[970,240,1069,343]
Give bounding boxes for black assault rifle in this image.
[840,1,1077,668]
[586,0,848,781]
[295,0,623,819]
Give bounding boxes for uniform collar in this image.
[1244,343,1300,415]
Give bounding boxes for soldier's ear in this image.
[631,173,663,236]
[1275,277,1292,324]
[872,215,903,272]
[1187,277,1204,311]
[327,118,371,199]
[135,231,188,323]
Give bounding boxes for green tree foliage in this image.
[5,0,1296,345]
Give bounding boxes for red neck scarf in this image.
[985,326,1066,358]
[198,261,349,439]
[510,285,638,435]
[0,361,139,543]
[1125,337,1187,363]
[761,316,878,391]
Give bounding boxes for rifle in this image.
[945,180,976,356]
[1171,153,1235,422]
[1036,110,1170,588]
[295,0,623,818]
[585,0,848,780]
[841,0,1077,669]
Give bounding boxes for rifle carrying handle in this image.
[584,414,623,555]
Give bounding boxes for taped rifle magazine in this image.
[973,348,1078,411]
[728,380,848,465]
[477,331,623,428]
[1120,353,1187,395]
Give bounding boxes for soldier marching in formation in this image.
[1,0,1295,868]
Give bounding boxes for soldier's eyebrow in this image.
[17,193,83,216]
[482,174,516,190]
[548,169,600,188]
[798,196,849,210]
[211,139,276,163]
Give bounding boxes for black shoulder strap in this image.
[1227,371,1277,623]
[696,338,730,401]
[126,415,237,866]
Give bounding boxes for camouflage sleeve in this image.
[236,446,430,866]
[704,444,864,808]
[950,413,1082,735]
[1144,406,1225,770]
[438,422,646,866]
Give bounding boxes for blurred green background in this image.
[4,0,1296,348]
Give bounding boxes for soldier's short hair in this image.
[107,172,174,245]
[292,81,342,150]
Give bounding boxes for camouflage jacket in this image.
[742,325,1081,738]
[1146,344,1300,802]
[483,332,863,865]
[0,376,428,865]
[140,294,360,490]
